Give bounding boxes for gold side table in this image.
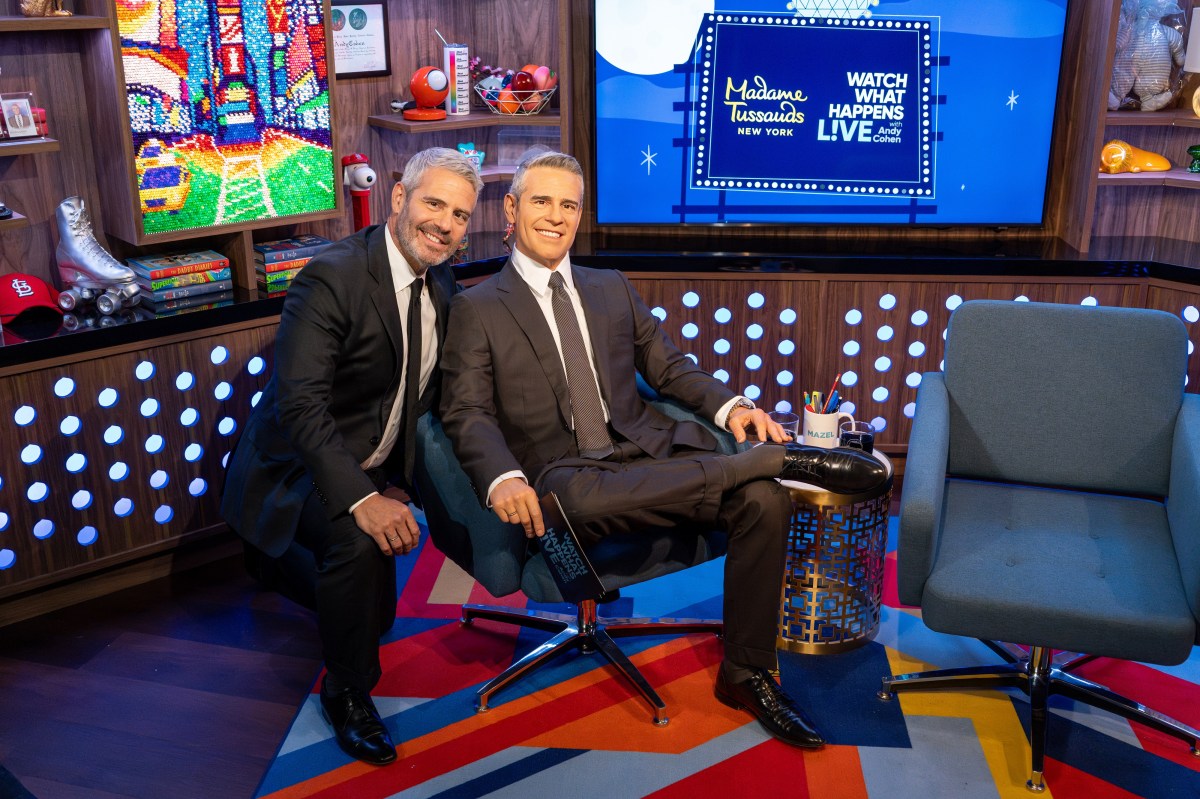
[777,451,893,654]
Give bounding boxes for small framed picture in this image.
[330,1,391,78]
[0,93,38,139]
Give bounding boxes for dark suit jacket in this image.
[440,261,736,503]
[220,224,457,557]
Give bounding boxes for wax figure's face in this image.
[390,167,477,274]
[504,166,582,270]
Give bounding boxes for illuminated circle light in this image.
[14,405,36,426]
[77,526,99,546]
[104,425,124,445]
[140,398,160,417]
[33,519,54,539]
[222,452,231,469]
[775,400,793,413]
[713,338,731,355]
[843,340,860,357]
[60,416,82,435]
[844,309,862,325]
[1184,306,1199,324]
[746,324,764,340]
[713,369,730,383]
[21,445,43,465]
[778,340,796,356]
[27,482,49,502]
[904,402,917,418]
[651,307,667,322]
[210,345,229,365]
[911,310,929,326]
[135,361,155,381]
[154,505,175,524]
[0,511,8,531]
[66,453,87,473]
[214,382,233,401]
[247,356,266,375]
[745,355,762,370]
[877,325,894,341]
[114,498,134,517]
[1081,296,1098,307]
[873,387,890,402]
[218,417,238,436]
[879,293,897,310]
[0,549,13,570]
[189,478,208,497]
[176,372,195,391]
[685,353,699,364]
[98,388,119,407]
[908,341,926,357]
[747,292,765,309]
[714,308,732,324]
[875,356,892,372]
[744,384,761,400]
[145,434,165,454]
[109,462,129,481]
[842,371,859,387]
[150,470,170,489]
[776,370,794,386]
[682,291,700,308]
[1015,295,1030,303]
[251,391,263,408]
[840,401,857,415]
[54,377,76,397]
[72,490,93,510]
[945,295,963,311]
[779,308,797,325]
[681,323,700,339]
[184,443,204,462]
[180,408,199,427]
[906,372,923,388]
[871,416,888,432]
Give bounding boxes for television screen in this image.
[593,0,1069,226]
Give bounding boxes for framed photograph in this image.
[331,0,391,78]
[0,93,38,139]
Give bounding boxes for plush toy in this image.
[1109,0,1186,111]
[19,0,71,16]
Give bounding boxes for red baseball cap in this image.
[0,273,62,324]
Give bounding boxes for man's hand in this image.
[728,406,791,444]
[490,477,545,538]
[351,493,421,555]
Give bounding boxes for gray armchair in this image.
[881,299,1200,792]
[413,391,734,725]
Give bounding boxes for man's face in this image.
[504,166,582,270]
[390,167,478,274]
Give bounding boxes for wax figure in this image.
[439,151,886,748]
[220,148,483,765]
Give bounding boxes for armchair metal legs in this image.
[878,643,1200,793]
[462,599,723,725]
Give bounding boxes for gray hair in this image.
[508,150,584,201]
[400,147,484,195]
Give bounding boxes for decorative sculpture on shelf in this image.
[19,0,71,17]
[1099,139,1172,173]
[55,196,141,315]
[1109,0,1186,111]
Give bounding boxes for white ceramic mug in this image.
[803,409,854,449]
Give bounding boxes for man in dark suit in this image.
[440,151,885,748]
[220,148,482,765]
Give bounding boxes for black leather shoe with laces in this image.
[320,678,398,765]
[778,443,888,494]
[715,668,826,749]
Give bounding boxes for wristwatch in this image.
[724,398,755,429]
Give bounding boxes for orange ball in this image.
[497,88,520,114]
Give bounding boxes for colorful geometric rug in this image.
[255,515,1200,798]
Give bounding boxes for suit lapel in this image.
[496,261,571,423]
[366,225,403,369]
[572,267,616,404]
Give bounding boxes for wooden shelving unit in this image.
[391,164,516,185]
[367,110,561,135]
[0,137,59,156]
[0,14,110,32]
[0,210,27,230]
[1106,109,1200,128]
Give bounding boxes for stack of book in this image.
[254,234,332,297]
[127,249,234,315]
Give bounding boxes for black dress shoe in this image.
[715,668,825,749]
[779,444,888,493]
[320,679,397,765]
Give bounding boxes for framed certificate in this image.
[331,0,391,78]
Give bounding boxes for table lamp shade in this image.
[1185,15,1200,73]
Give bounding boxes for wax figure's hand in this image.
[491,478,545,539]
[728,406,791,444]
[351,494,421,555]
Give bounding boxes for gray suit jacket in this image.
[440,261,736,503]
[220,224,457,557]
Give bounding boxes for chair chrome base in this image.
[878,642,1200,793]
[463,599,723,725]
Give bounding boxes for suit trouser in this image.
[535,449,791,672]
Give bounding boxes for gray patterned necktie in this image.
[548,271,614,459]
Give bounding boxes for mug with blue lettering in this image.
[803,409,854,449]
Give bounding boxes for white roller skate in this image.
[55,196,141,316]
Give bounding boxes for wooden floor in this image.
[0,553,321,799]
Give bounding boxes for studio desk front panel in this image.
[1,265,1198,601]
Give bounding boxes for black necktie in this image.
[402,277,424,483]
[548,272,613,459]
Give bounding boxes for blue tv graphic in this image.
[593,0,1067,226]
[694,16,933,196]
